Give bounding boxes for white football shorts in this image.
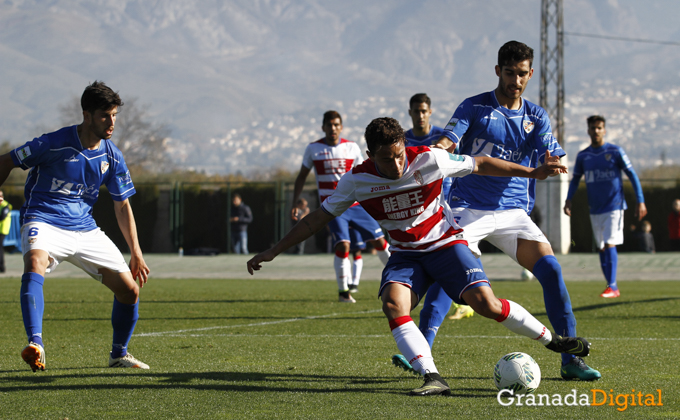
[448,207,550,262]
[589,209,624,250]
[21,221,130,281]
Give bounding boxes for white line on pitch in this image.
[135,309,383,337]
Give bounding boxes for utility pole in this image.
[537,0,571,254]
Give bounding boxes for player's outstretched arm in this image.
[247,208,335,274]
[473,150,567,180]
[113,199,150,287]
[434,136,456,153]
[0,153,18,188]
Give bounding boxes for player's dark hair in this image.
[409,93,431,109]
[498,41,534,68]
[587,115,606,127]
[323,110,343,126]
[81,81,123,114]
[365,117,405,153]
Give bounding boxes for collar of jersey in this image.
[491,90,525,117]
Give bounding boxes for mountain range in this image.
[1,0,678,174]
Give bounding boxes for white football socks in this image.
[334,254,351,292]
[497,299,552,345]
[391,317,438,375]
[351,256,363,286]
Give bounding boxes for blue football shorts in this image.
[379,243,490,305]
[328,204,384,247]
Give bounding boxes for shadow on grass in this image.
[531,296,680,318]
[0,370,470,396]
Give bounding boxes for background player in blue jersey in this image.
[393,41,601,381]
[564,115,646,298]
[0,81,151,371]
[405,93,474,335]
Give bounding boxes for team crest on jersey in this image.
[605,153,612,161]
[414,170,424,185]
[101,162,110,174]
[523,120,534,134]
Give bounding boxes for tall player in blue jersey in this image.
[393,41,601,381]
[0,81,151,371]
[564,115,646,298]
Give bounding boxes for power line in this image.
[563,31,680,47]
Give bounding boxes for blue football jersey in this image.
[566,143,644,214]
[441,91,565,213]
[11,125,136,230]
[405,125,452,198]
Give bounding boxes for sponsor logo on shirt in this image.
[523,120,534,134]
[371,185,390,192]
[383,190,425,220]
[446,118,459,128]
[117,171,133,188]
[18,146,32,161]
[64,154,79,162]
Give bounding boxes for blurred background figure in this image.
[230,194,253,254]
[668,199,680,251]
[291,198,310,255]
[0,190,12,273]
[633,220,655,253]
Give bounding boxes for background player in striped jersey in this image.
[248,117,592,396]
[404,41,601,381]
[0,81,150,371]
[405,93,474,346]
[291,110,390,303]
[563,115,646,298]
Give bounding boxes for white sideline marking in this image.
[135,309,383,337]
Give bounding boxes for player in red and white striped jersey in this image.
[291,111,390,302]
[249,117,592,396]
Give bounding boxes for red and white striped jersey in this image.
[302,138,364,203]
[322,146,476,252]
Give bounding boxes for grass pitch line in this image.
[135,309,383,337]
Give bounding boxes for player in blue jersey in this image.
[406,94,473,342]
[0,81,151,371]
[393,41,601,381]
[563,115,646,298]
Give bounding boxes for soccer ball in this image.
[493,352,541,394]
[520,269,534,281]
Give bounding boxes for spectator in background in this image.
[668,199,680,251]
[634,221,655,253]
[230,194,253,254]
[0,190,12,272]
[291,198,310,255]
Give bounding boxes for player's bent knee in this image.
[462,287,502,319]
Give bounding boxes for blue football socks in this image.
[418,282,453,348]
[20,272,45,347]
[532,255,577,366]
[601,246,618,290]
[111,297,139,359]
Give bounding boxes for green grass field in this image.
[0,277,678,419]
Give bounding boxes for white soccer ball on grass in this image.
[493,352,541,394]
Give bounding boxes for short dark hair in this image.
[587,115,606,127]
[81,81,123,114]
[323,110,343,126]
[498,41,534,68]
[365,117,405,154]
[409,93,431,109]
